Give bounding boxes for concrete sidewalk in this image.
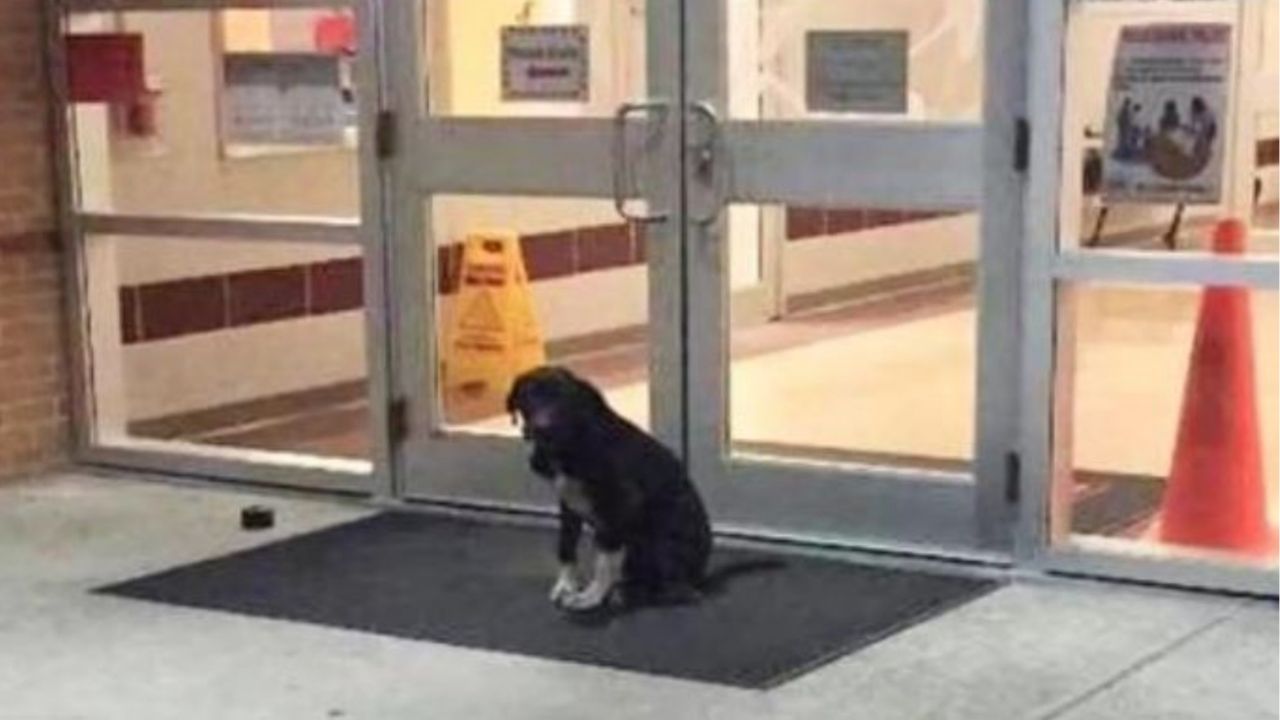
[0,473,1274,720]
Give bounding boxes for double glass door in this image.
[390,0,1023,557]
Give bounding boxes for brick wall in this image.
[0,0,68,480]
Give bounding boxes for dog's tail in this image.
[697,557,787,596]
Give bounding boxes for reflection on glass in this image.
[1062,284,1278,566]
[428,196,651,434]
[86,235,371,461]
[727,204,977,470]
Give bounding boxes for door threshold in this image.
[390,494,1014,580]
[85,465,1012,581]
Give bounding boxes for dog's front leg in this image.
[549,503,584,604]
[561,535,625,611]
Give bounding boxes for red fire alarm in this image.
[67,34,146,104]
[122,88,162,137]
[313,11,356,56]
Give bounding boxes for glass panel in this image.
[423,0,646,118]
[85,234,371,464]
[1061,0,1278,255]
[1060,283,1278,567]
[728,0,985,123]
[727,203,976,471]
[427,196,650,434]
[64,8,361,217]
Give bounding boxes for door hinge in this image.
[376,110,397,160]
[1014,117,1030,172]
[1004,451,1022,505]
[388,396,409,446]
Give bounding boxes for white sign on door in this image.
[806,31,908,114]
[1101,23,1232,204]
[501,25,589,102]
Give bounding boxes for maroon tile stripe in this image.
[228,266,307,326]
[1258,137,1279,168]
[119,286,140,344]
[309,258,363,314]
[137,276,226,341]
[785,206,964,241]
[120,208,961,345]
[436,221,645,295]
[121,222,647,344]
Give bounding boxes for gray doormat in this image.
[98,512,999,688]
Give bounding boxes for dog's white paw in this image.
[560,579,615,610]
[559,549,624,611]
[548,565,581,604]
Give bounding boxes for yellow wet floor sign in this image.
[442,230,545,421]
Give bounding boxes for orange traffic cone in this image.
[1155,218,1277,556]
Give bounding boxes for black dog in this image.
[506,366,713,611]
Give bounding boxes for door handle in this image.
[612,100,670,224]
[688,100,726,226]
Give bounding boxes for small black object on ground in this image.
[240,505,275,531]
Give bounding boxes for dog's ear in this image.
[565,369,608,412]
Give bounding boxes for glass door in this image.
[1022,0,1278,595]
[53,0,388,493]
[389,0,1026,557]
[679,0,1026,554]
[389,0,686,508]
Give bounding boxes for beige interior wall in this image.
[220,10,271,52]
[123,313,367,421]
[783,213,979,298]
[108,11,360,219]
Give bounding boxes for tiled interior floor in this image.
[0,473,1274,720]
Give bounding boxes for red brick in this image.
[0,0,55,450]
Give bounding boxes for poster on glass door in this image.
[1101,23,1232,205]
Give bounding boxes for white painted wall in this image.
[122,312,367,421]
[783,213,979,299]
